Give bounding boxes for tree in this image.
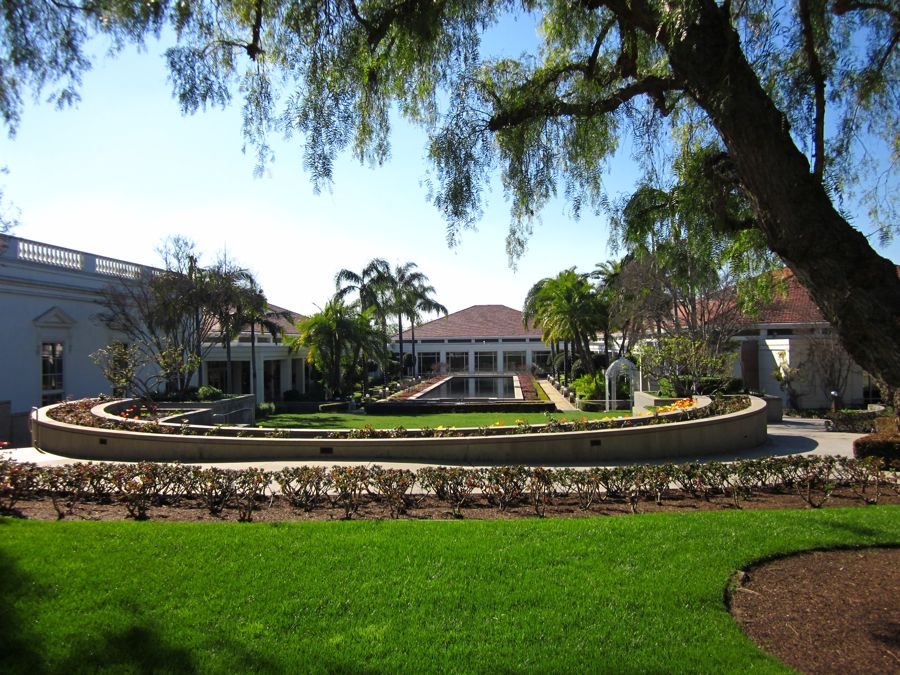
[4,0,899,404]
[292,295,374,399]
[404,282,449,377]
[95,237,218,397]
[206,255,259,394]
[523,269,605,378]
[381,261,434,378]
[335,258,393,383]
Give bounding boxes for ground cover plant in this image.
[1,507,897,674]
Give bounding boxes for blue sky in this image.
[1,16,897,317]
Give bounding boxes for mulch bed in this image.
[730,547,900,674]
[5,485,898,522]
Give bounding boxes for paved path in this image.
[2,417,862,471]
[539,380,578,411]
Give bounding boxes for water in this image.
[416,376,519,400]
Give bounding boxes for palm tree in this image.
[206,259,258,394]
[291,294,387,400]
[405,283,448,377]
[523,269,605,379]
[382,261,435,378]
[335,258,392,384]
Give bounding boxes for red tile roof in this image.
[396,305,543,340]
[748,270,827,325]
[749,266,900,325]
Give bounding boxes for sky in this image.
[1,15,897,318]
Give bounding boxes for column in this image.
[497,349,504,373]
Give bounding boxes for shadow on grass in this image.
[0,550,46,674]
[0,545,278,674]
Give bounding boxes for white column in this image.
[468,349,475,373]
[497,349,504,373]
[254,354,264,404]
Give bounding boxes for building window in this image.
[475,351,496,372]
[417,352,441,374]
[532,351,552,372]
[446,352,468,372]
[41,342,65,405]
[503,351,526,371]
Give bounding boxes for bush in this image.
[282,389,302,401]
[853,433,900,465]
[825,409,878,433]
[572,374,605,400]
[196,385,224,401]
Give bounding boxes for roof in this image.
[395,305,543,341]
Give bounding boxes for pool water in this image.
[415,376,520,400]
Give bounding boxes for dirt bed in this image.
[730,547,900,674]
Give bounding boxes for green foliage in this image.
[572,373,605,400]
[639,334,735,397]
[196,385,223,401]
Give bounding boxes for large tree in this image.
[3,0,899,401]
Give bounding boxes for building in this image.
[0,235,307,443]
[390,304,556,375]
[731,269,885,408]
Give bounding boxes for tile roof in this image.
[396,304,543,340]
[748,266,900,325]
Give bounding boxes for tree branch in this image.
[799,0,827,180]
[488,76,682,132]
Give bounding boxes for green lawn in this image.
[2,507,898,673]
[258,409,628,429]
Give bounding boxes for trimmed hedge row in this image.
[2,454,896,521]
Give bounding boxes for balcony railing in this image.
[0,235,155,279]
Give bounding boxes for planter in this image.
[763,395,783,423]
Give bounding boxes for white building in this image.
[0,235,307,444]
[390,304,556,376]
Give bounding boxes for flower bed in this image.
[2,455,896,522]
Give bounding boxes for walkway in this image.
[539,380,578,411]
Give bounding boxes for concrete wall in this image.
[32,396,768,464]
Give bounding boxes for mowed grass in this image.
[258,409,628,430]
[2,507,898,673]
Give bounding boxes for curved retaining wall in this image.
[31,397,768,464]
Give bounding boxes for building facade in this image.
[0,235,306,443]
[390,304,557,376]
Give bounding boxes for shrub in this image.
[853,433,900,465]
[275,467,331,511]
[370,467,416,518]
[418,467,478,517]
[571,373,605,400]
[233,468,269,522]
[824,409,878,433]
[197,467,238,515]
[558,468,604,510]
[197,385,224,401]
[112,462,158,520]
[481,466,528,511]
[329,466,369,519]
[0,459,40,511]
[527,467,555,517]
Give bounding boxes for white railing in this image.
[2,236,158,279]
[16,239,83,270]
[95,257,143,279]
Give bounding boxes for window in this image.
[447,352,468,371]
[532,351,552,371]
[417,352,441,374]
[503,351,526,371]
[41,342,64,405]
[475,351,496,372]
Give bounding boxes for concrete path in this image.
[2,417,863,471]
[539,380,577,411]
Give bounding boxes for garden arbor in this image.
[606,357,638,412]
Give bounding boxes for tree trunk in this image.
[225,339,233,395]
[411,322,417,377]
[251,322,257,401]
[397,315,404,379]
[662,3,900,396]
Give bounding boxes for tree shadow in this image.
[0,550,47,674]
